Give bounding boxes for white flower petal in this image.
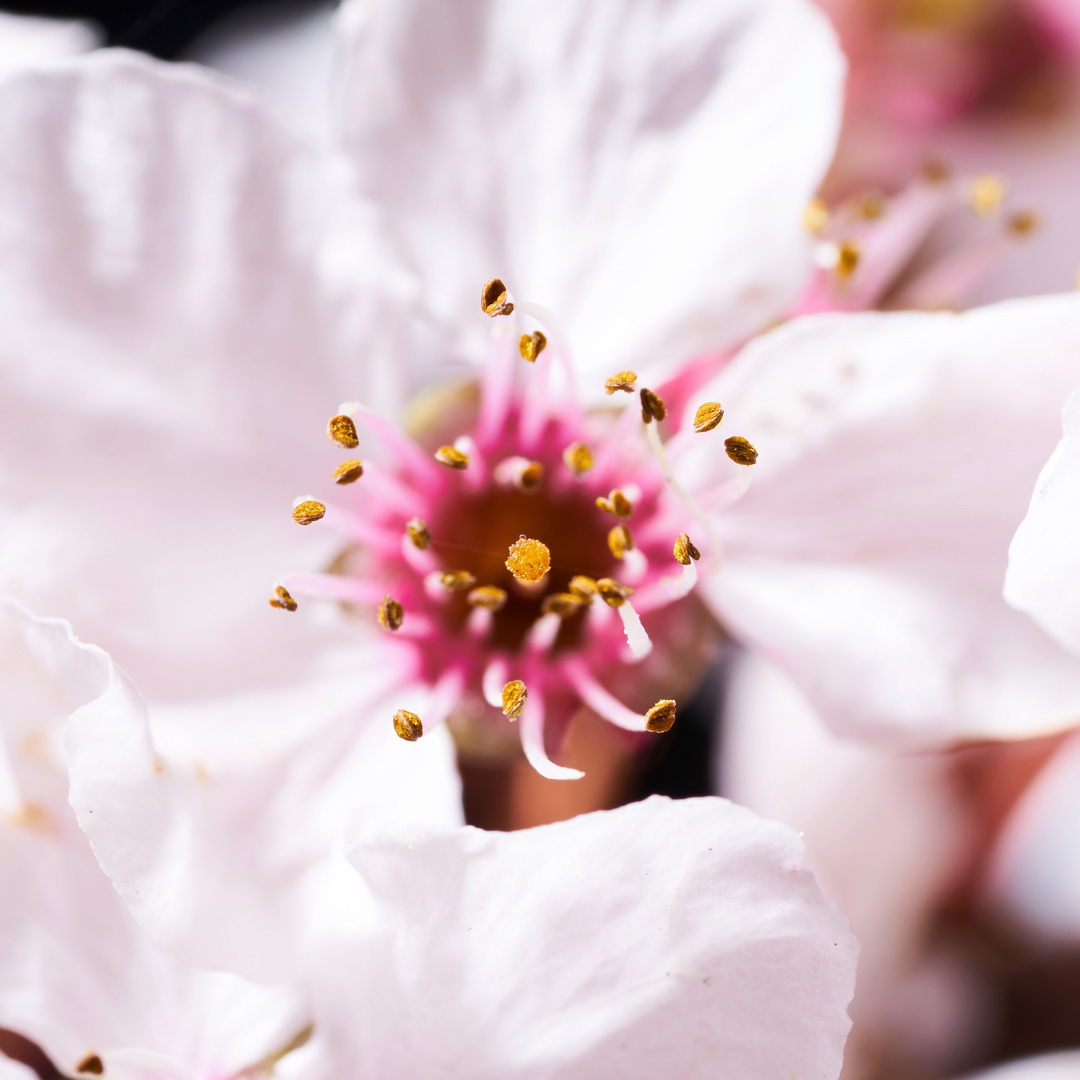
[336,0,843,387]
[0,51,410,701]
[59,609,463,983]
[0,11,98,71]
[314,796,856,1079]
[0,602,307,1080]
[956,1052,1080,1080]
[1005,386,1080,654]
[687,295,1080,744]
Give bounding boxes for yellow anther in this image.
[434,445,469,470]
[515,460,544,492]
[392,709,423,742]
[693,402,724,433]
[596,577,633,608]
[802,197,830,235]
[607,523,634,559]
[674,533,701,565]
[854,193,885,220]
[834,241,860,280]
[269,585,298,611]
[604,370,638,395]
[1007,209,1039,237]
[541,592,585,618]
[568,575,599,601]
[377,595,404,631]
[596,489,633,517]
[519,331,547,362]
[76,1055,104,1076]
[645,699,677,733]
[640,388,667,424]
[505,536,551,583]
[327,414,359,449]
[481,277,514,317]
[501,679,528,720]
[467,585,508,611]
[406,518,431,550]
[969,174,1005,217]
[439,570,477,591]
[563,442,594,475]
[724,436,758,466]
[333,459,364,485]
[292,499,326,526]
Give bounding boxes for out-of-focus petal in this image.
[336,0,844,389]
[0,602,308,1080]
[59,607,463,984]
[0,11,98,72]
[1005,386,1080,653]
[310,795,856,1079]
[682,295,1080,744]
[956,1051,1080,1080]
[0,51,411,701]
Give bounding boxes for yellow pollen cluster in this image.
[674,533,701,565]
[481,277,514,317]
[607,524,634,560]
[439,570,477,591]
[645,699,677,733]
[378,595,404,631]
[406,518,431,550]
[563,442,593,475]
[393,709,423,742]
[515,461,544,492]
[269,586,297,611]
[693,402,724,434]
[597,577,632,608]
[467,585,508,611]
[724,436,758,466]
[519,331,547,362]
[834,241,860,280]
[640,388,667,424]
[969,173,1005,217]
[1008,210,1039,237]
[333,459,364,485]
[505,536,551,583]
[434,445,469,470]
[501,679,528,719]
[604,370,638,395]
[327,414,359,449]
[596,490,633,517]
[292,500,326,526]
[569,576,598,601]
[541,592,584,618]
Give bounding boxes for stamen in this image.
[327,414,360,449]
[468,585,508,611]
[595,490,633,517]
[519,331,547,362]
[855,193,886,220]
[434,444,469,470]
[501,679,528,719]
[834,241,860,280]
[495,456,544,492]
[568,575,598,602]
[526,611,563,652]
[1007,210,1039,237]
[481,277,515,317]
[724,436,758,466]
[607,523,634,559]
[377,595,404,631]
[393,708,423,742]
[563,442,594,475]
[604,370,638,395]
[406,517,431,550]
[969,173,1005,217]
[674,533,701,565]
[333,459,364,485]
[633,560,699,613]
[482,658,509,707]
[692,402,724,434]
[76,1055,104,1075]
[562,659,649,731]
[275,571,386,607]
[645,699,677,733]
[438,570,477,592]
[541,592,584,618]
[520,692,585,781]
[505,536,551,583]
[596,577,632,608]
[640,388,667,424]
[268,585,297,611]
[803,197,830,235]
[618,601,652,659]
[291,499,326,526]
